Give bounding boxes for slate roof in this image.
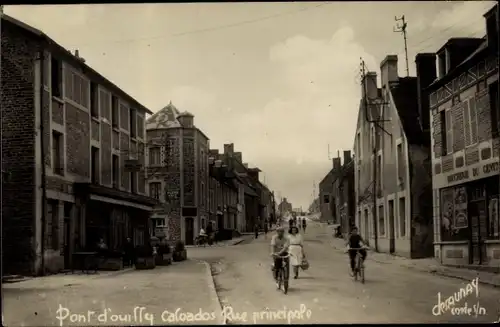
[146,102,182,130]
[389,77,430,146]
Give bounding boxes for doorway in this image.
[185,217,194,245]
[63,218,70,269]
[388,200,395,254]
[469,184,488,265]
[217,214,224,230]
[364,209,369,245]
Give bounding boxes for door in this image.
[63,218,71,269]
[469,185,487,265]
[388,200,395,253]
[217,214,224,230]
[364,210,369,246]
[185,217,194,245]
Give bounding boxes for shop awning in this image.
[74,183,158,210]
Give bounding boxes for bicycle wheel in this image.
[277,269,283,290]
[283,265,289,294]
[358,256,365,283]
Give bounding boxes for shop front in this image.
[436,174,500,266]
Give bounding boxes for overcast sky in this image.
[6,1,496,209]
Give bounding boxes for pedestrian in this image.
[302,218,307,233]
[206,221,214,246]
[123,237,134,267]
[287,226,305,279]
[254,222,259,239]
[264,219,269,238]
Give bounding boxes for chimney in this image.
[332,158,341,170]
[484,4,498,53]
[415,53,437,132]
[343,150,351,166]
[362,72,378,100]
[223,143,234,156]
[380,55,398,88]
[234,152,242,162]
[177,111,194,128]
[209,149,219,157]
[75,49,79,57]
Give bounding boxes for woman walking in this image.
[288,226,305,279]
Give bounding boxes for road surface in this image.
[192,222,500,324]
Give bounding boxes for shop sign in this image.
[446,162,499,184]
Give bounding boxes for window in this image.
[488,196,499,239]
[399,197,406,237]
[463,97,478,146]
[378,205,385,236]
[51,57,62,98]
[150,182,161,200]
[441,109,453,155]
[46,200,59,250]
[438,52,446,78]
[91,146,99,184]
[130,109,137,138]
[112,154,119,188]
[376,154,382,194]
[323,194,329,204]
[397,143,404,183]
[130,171,137,194]
[52,131,63,175]
[490,81,499,137]
[201,183,205,206]
[90,82,98,118]
[152,218,165,229]
[149,147,161,166]
[111,95,119,128]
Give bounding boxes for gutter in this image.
[38,47,47,276]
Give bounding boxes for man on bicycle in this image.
[270,226,290,288]
[345,226,367,274]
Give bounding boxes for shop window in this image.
[440,186,469,242]
[488,196,499,239]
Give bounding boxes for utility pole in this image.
[394,15,409,76]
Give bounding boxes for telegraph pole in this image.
[394,15,409,76]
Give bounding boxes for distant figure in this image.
[206,221,214,246]
[264,219,269,237]
[288,218,294,228]
[254,223,259,239]
[302,218,307,233]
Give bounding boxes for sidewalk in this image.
[3,260,222,326]
[328,233,500,288]
[186,233,255,248]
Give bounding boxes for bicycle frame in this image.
[349,248,366,283]
[274,254,290,293]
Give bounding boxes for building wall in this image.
[430,54,499,265]
[146,128,182,242]
[319,171,335,223]
[1,23,40,275]
[355,78,413,257]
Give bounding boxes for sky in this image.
[5,1,497,210]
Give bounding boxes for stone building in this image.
[278,198,293,216]
[207,150,239,232]
[353,53,434,258]
[1,15,156,275]
[145,103,209,245]
[428,4,499,267]
[332,151,355,237]
[318,159,340,223]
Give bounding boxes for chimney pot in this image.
[380,55,398,87]
[75,49,79,57]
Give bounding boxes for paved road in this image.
[191,222,500,324]
[3,261,220,326]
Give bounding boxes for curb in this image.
[92,267,135,279]
[200,260,227,325]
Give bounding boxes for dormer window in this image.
[438,52,446,78]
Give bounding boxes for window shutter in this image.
[445,110,453,154]
[469,97,478,144]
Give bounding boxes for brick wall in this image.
[1,22,40,275]
[66,103,90,178]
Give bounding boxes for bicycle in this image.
[348,247,367,284]
[272,254,290,294]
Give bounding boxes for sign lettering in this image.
[446,161,500,185]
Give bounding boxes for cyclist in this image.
[270,226,290,288]
[345,226,367,274]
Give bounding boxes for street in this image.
[193,221,500,324]
[4,221,500,325]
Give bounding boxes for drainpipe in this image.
[38,46,47,275]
